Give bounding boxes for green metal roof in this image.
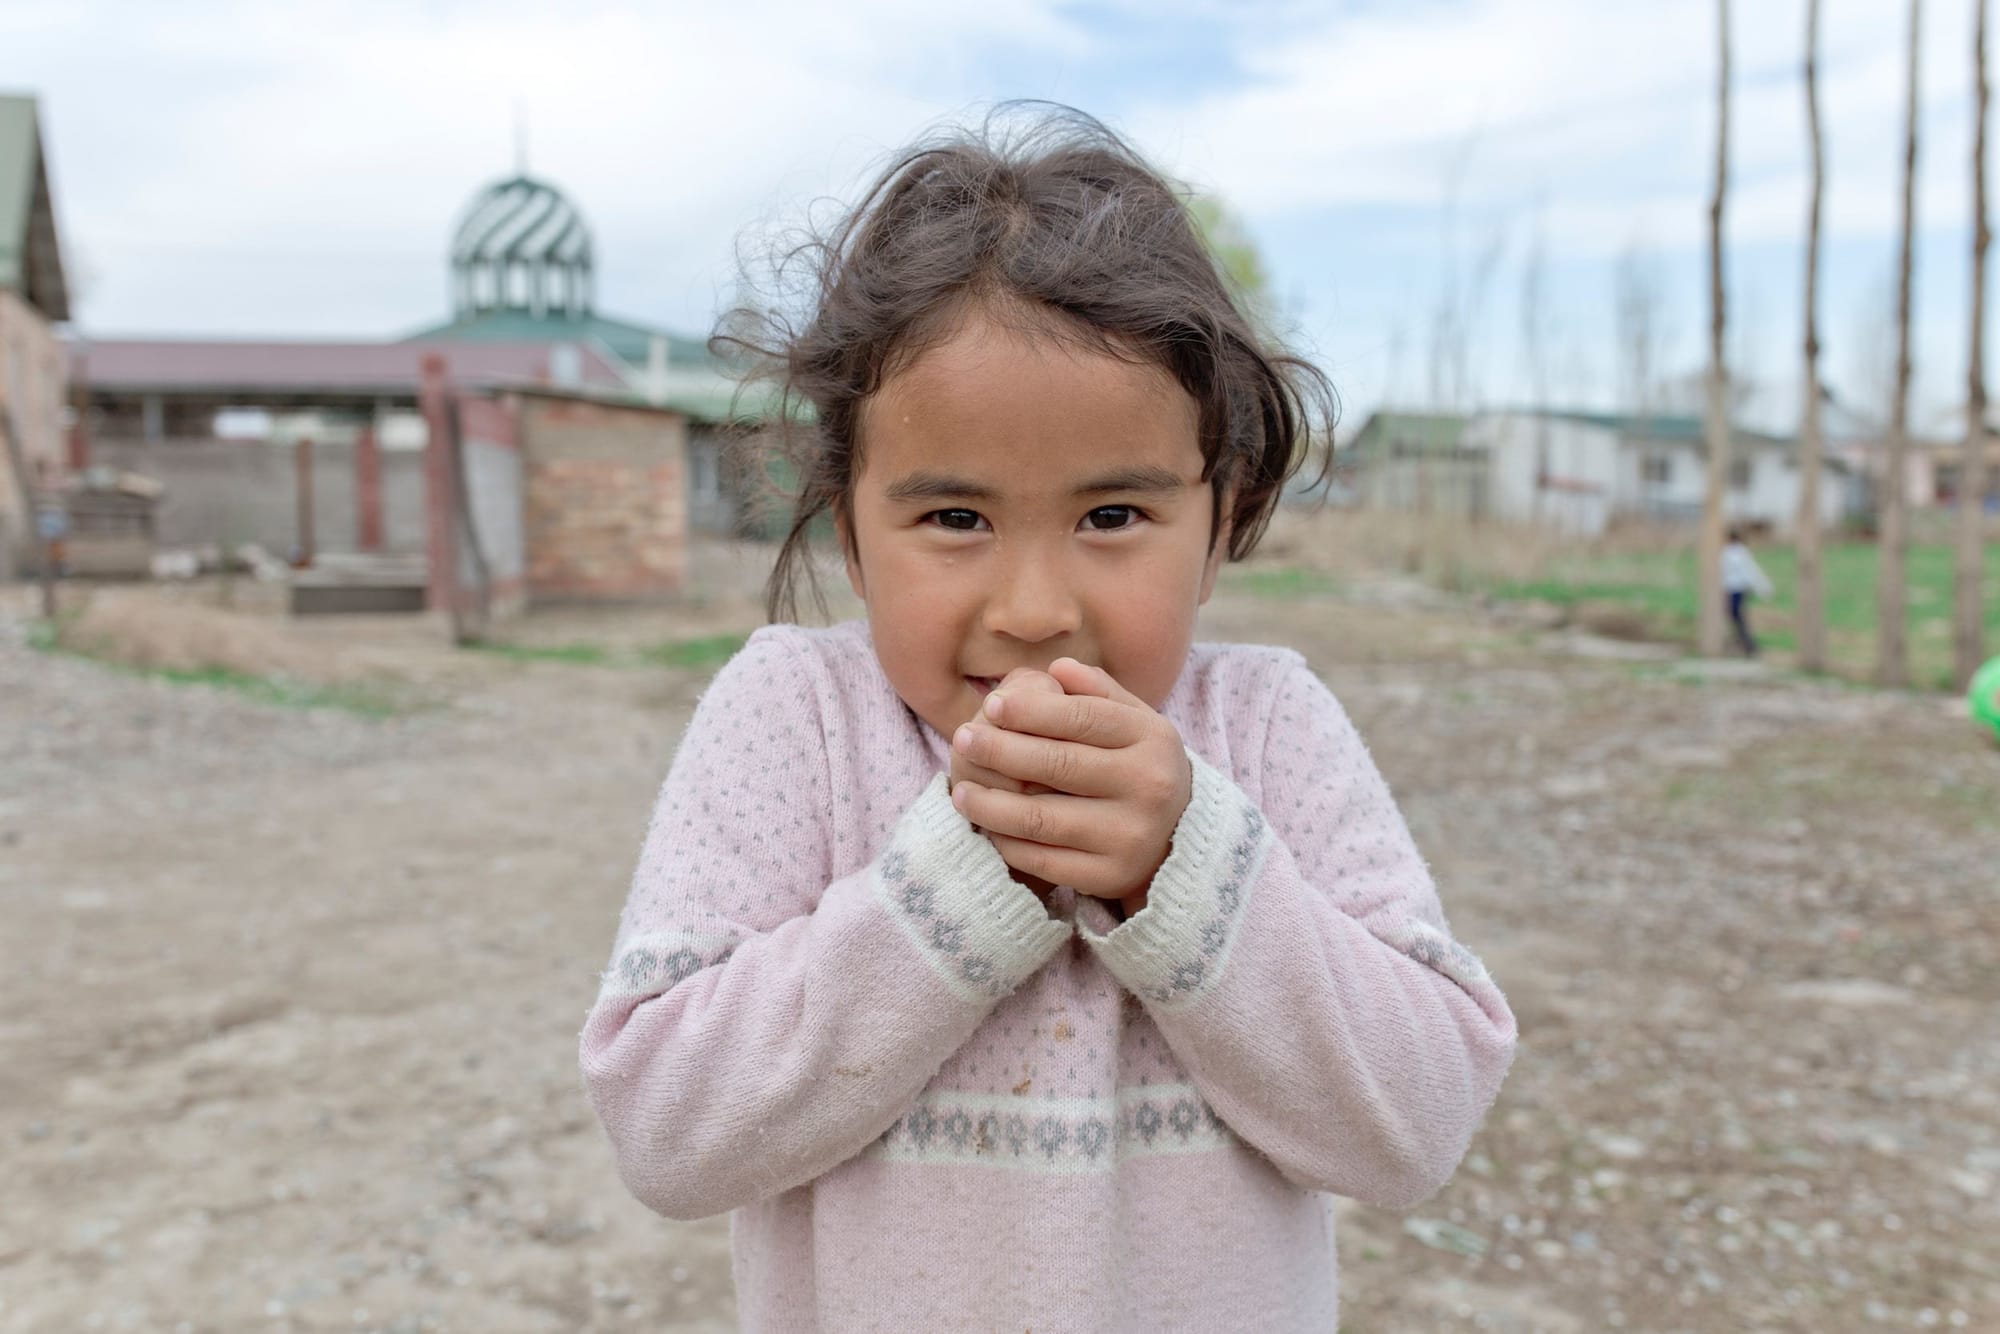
[1353,408,1795,454]
[1347,411,1469,452]
[0,94,69,320]
[505,375,791,426]
[652,378,791,425]
[400,307,711,370]
[1537,409,1792,449]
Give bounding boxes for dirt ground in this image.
[3,530,1997,1333]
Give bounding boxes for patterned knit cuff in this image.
[874,773,1073,1002]
[1077,750,1272,1010]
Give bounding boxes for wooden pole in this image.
[294,435,316,567]
[1700,0,1734,657]
[1878,0,1922,688]
[1798,0,1829,672]
[1956,0,1992,690]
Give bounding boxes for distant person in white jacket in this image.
[1722,527,1775,657]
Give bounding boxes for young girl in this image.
[581,108,1516,1332]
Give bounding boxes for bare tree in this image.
[1797,0,1830,672]
[1420,134,1482,518]
[1462,220,1510,414]
[1878,0,1922,688]
[1699,0,1735,657]
[1957,0,1992,690]
[1423,134,1515,413]
[1427,135,1480,416]
[1617,250,1664,519]
[1615,244,1662,423]
[1523,202,1552,520]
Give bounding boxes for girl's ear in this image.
[835,506,866,599]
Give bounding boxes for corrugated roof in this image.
[1537,409,1793,449]
[1347,411,1469,450]
[67,338,629,399]
[0,93,70,320]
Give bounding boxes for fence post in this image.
[419,355,458,624]
[294,435,315,566]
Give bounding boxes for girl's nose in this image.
[981,547,1082,644]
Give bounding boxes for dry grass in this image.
[1251,507,1652,589]
[48,588,371,685]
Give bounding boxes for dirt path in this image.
[2,551,1995,1332]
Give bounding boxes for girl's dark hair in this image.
[715,103,1338,621]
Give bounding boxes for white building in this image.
[1349,409,1861,537]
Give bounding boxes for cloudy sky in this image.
[3,0,1991,434]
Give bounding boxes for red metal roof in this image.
[66,337,630,398]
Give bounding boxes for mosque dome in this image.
[450,174,594,321]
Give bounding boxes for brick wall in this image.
[516,393,687,601]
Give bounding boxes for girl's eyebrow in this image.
[1072,466,1188,497]
[882,465,1189,503]
[883,472,996,502]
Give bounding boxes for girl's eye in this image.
[925,508,985,532]
[1084,505,1142,531]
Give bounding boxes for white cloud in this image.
[2,0,1988,428]
[1134,0,1982,254]
[4,0,1090,332]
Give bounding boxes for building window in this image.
[1729,458,1752,489]
[1642,454,1671,484]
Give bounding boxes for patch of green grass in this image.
[1227,566,1343,599]
[468,640,611,666]
[638,632,749,670]
[465,631,750,672]
[147,664,408,717]
[26,622,407,717]
[464,628,752,672]
[1477,541,2000,690]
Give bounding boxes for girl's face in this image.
[841,308,1225,741]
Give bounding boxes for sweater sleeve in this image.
[1075,654,1516,1208]
[579,628,1071,1221]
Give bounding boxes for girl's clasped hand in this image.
[948,658,1191,911]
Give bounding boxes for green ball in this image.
[1972,655,2000,741]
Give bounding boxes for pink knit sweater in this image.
[580,621,1516,1332]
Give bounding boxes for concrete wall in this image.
[1475,415,1854,535]
[516,394,687,601]
[91,436,427,556]
[1732,448,1852,531]
[0,289,66,575]
[1482,415,1617,536]
[457,398,525,604]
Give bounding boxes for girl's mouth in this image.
[965,676,1002,696]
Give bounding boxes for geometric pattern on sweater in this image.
[1077,752,1272,1011]
[875,842,1013,1001]
[597,929,741,1001]
[867,1082,1239,1174]
[871,776,1071,1003]
[1374,915,1494,993]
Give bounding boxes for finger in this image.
[953,722,1122,797]
[996,667,1064,696]
[949,752,1048,797]
[982,686,1145,747]
[981,832,1126,900]
[949,782,1115,853]
[1048,658,1147,708]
